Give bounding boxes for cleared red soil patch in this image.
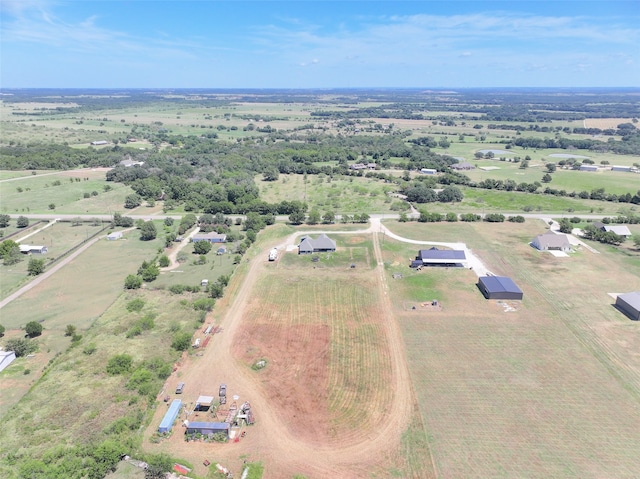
[233,323,331,444]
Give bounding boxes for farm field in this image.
[140,225,433,478]
[0,220,107,298]
[380,220,640,478]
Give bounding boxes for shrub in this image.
[25,321,43,338]
[106,354,133,375]
[83,343,97,355]
[193,298,215,312]
[171,332,192,351]
[124,274,142,290]
[126,298,145,312]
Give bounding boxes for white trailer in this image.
[268,248,278,261]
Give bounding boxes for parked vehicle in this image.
[176,382,185,394]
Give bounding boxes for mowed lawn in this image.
[382,221,640,478]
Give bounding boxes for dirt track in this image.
[147,224,420,477]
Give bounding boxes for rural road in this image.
[161,227,200,271]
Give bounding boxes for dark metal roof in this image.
[618,292,640,311]
[418,249,466,260]
[478,276,523,294]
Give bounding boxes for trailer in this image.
[268,248,278,261]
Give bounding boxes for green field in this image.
[0,169,133,214]
[0,220,107,298]
[381,221,640,478]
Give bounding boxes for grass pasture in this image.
[0,290,199,477]
[0,220,107,298]
[257,173,399,215]
[0,227,166,413]
[0,168,133,214]
[381,220,640,478]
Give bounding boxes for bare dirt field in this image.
[143,229,431,478]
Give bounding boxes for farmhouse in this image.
[158,399,182,433]
[192,232,227,243]
[593,223,632,237]
[107,231,123,241]
[413,247,467,267]
[19,245,48,254]
[0,350,16,373]
[531,231,571,252]
[185,421,230,437]
[477,276,524,300]
[615,292,640,321]
[579,164,598,172]
[298,234,336,254]
[90,140,109,146]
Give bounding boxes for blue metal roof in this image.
[158,399,182,433]
[479,276,522,294]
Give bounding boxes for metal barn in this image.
[477,276,524,300]
[616,292,640,320]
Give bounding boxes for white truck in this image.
[268,248,278,261]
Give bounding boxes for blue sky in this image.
[1,1,638,88]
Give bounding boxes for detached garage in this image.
[616,292,640,320]
[477,276,523,300]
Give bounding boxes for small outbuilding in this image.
[579,164,598,172]
[194,395,215,411]
[107,231,123,241]
[185,421,230,437]
[477,276,523,300]
[158,399,182,433]
[19,245,48,254]
[615,292,640,321]
[531,231,571,252]
[611,165,631,172]
[420,168,437,175]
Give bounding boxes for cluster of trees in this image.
[0,239,22,265]
[403,184,463,203]
[412,211,525,223]
[581,225,626,245]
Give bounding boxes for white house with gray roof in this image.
[531,231,571,252]
[298,234,336,254]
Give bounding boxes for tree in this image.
[633,235,640,249]
[27,258,45,276]
[4,338,38,357]
[16,216,29,228]
[124,194,142,209]
[65,325,77,337]
[2,241,22,265]
[322,210,335,224]
[541,173,553,183]
[0,239,19,258]
[193,241,212,255]
[140,263,160,282]
[307,209,321,225]
[25,321,43,338]
[546,163,557,173]
[171,332,192,351]
[139,221,157,241]
[124,274,142,289]
[0,214,10,228]
[289,210,305,225]
[158,255,170,267]
[558,218,573,234]
[0,324,5,337]
[262,167,279,182]
[113,212,134,227]
[437,186,463,203]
